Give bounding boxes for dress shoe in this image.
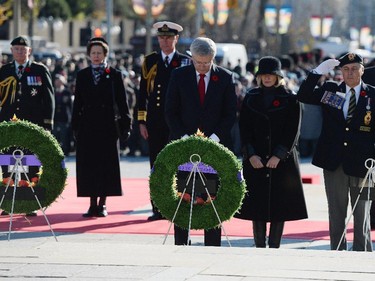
[82,206,97,217]
[97,205,108,217]
[1,210,9,216]
[26,211,38,217]
[147,212,164,221]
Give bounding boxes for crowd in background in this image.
[2,48,374,159]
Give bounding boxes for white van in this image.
[215,43,248,76]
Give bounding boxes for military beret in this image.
[339,52,363,67]
[11,36,30,47]
[153,21,183,36]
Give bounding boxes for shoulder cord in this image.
[0,77,17,107]
[142,62,157,96]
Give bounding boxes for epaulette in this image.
[145,51,157,58]
[144,52,159,68]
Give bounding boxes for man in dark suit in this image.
[137,21,190,221]
[165,37,237,246]
[297,53,374,251]
[0,36,55,216]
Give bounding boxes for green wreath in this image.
[150,136,246,230]
[0,120,67,214]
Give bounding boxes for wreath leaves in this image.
[150,136,246,230]
[0,120,67,214]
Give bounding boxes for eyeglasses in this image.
[192,58,213,66]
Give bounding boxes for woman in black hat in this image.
[72,37,132,217]
[236,56,308,248]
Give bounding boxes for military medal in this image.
[31,88,37,96]
[364,98,371,125]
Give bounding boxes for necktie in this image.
[17,65,24,78]
[347,88,356,123]
[164,56,169,67]
[198,74,205,106]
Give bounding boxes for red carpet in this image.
[0,177,366,241]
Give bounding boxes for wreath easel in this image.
[0,119,67,240]
[149,135,246,233]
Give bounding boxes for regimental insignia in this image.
[20,38,25,44]
[161,24,169,31]
[348,53,355,61]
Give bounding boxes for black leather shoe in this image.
[82,206,97,217]
[147,213,164,221]
[26,211,38,217]
[1,210,9,216]
[97,206,108,217]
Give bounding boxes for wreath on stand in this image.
[149,134,246,230]
[0,119,67,214]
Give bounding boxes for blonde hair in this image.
[256,74,286,88]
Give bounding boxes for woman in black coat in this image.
[237,56,308,248]
[71,37,131,217]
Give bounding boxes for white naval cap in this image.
[153,21,183,36]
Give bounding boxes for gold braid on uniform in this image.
[0,77,17,107]
[142,61,157,96]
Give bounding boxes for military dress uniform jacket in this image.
[165,63,237,149]
[297,72,375,178]
[236,87,308,222]
[0,61,54,130]
[138,51,190,130]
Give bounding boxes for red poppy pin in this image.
[25,67,31,72]
[105,68,110,78]
[360,90,366,97]
[211,75,219,82]
[171,60,178,67]
[273,100,280,107]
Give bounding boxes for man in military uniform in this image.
[297,53,374,251]
[0,36,55,216]
[138,21,190,221]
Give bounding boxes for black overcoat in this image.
[236,87,308,222]
[71,66,131,197]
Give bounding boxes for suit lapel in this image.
[204,65,220,106]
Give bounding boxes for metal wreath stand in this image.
[163,153,232,246]
[337,158,375,251]
[0,149,57,241]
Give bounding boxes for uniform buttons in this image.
[157,84,161,88]
[16,99,20,102]
[265,155,269,159]
[157,97,160,100]
[156,103,160,107]
[345,127,349,131]
[343,142,348,146]
[16,108,19,110]
[157,91,160,94]
[266,174,270,178]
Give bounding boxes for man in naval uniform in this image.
[137,21,190,221]
[0,36,54,216]
[297,53,375,251]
